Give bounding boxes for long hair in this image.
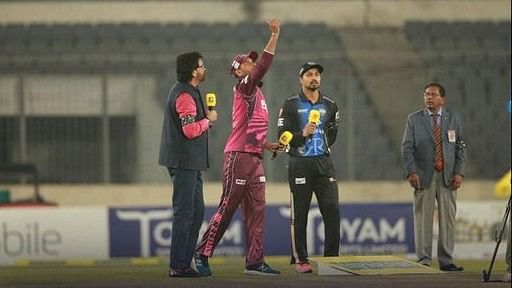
[176,51,203,83]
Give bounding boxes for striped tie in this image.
[433,114,444,171]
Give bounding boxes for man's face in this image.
[300,68,321,91]
[423,86,445,111]
[193,58,206,82]
[236,58,256,78]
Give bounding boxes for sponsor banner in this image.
[108,207,245,258]
[0,207,109,264]
[434,201,509,259]
[339,203,414,255]
[264,204,414,256]
[109,203,414,257]
[1,201,506,262]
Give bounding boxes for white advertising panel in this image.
[0,207,109,264]
[433,201,509,259]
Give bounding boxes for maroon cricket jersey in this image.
[224,51,274,156]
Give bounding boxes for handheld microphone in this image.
[308,109,320,124]
[206,93,216,111]
[272,131,293,159]
[306,109,320,138]
[206,93,216,128]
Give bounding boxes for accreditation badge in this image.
[448,129,456,143]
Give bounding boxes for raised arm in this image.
[239,19,281,96]
[264,19,280,55]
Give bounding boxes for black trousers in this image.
[288,155,340,264]
[168,168,204,270]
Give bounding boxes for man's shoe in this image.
[294,261,313,273]
[244,262,281,276]
[503,272,511,283]
[168,268,200,278]
[439,264,464,272]
[194,256,212,277]
[416,261,430,267]
[416,258,431,267]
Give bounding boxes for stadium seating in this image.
[405,21,511,178]
[2,21,507,182]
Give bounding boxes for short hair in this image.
[424,82,446,97]
[176,52,203,83]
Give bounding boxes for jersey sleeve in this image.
[175,92,209,139]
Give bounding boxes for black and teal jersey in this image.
[277,91,340,157]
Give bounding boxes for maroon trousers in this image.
[196,151,266,267]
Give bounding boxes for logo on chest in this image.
[261,100,267,111]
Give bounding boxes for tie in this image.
[433,114,444,171]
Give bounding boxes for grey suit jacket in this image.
[401,108,466,189]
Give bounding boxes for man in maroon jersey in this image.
[195,19,283,277]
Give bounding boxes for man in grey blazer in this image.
[401,83,466,271]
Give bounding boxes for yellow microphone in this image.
[272,131,293,159]
[206,93,216,111]
[206,93,216,128]
[306,109,320,138]
[308,109,320,124]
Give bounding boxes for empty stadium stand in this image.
[1,21,508,182]
[405,21,511,179]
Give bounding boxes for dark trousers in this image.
[196,152,266,267]
[288,155,340,264]
[168,168,204,270]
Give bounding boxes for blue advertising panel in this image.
[109,203,413,257]
[263,203,414,256]
[339,203,414,254]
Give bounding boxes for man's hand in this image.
[274,143,286,155]
[407,172,421,190]
[206,110,217,122]
[451,174,463,190]
[268,19,280,35]
[302,122,317,137]
[264,19,280,54]
[264,142,282,153]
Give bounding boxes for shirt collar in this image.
[299,91,323,104]
[427,107,443,117]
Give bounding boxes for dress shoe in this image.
[439,264,464,271]
[168,268,200,278]
[416,258,431,266]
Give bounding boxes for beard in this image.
[305,82,320,91]
[198,72,206,82]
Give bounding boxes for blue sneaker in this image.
[194,257,212,277]
[244,262,280,276]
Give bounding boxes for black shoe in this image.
[416,258,431,267]
[169,268,200,278]
[439,264,464,272]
